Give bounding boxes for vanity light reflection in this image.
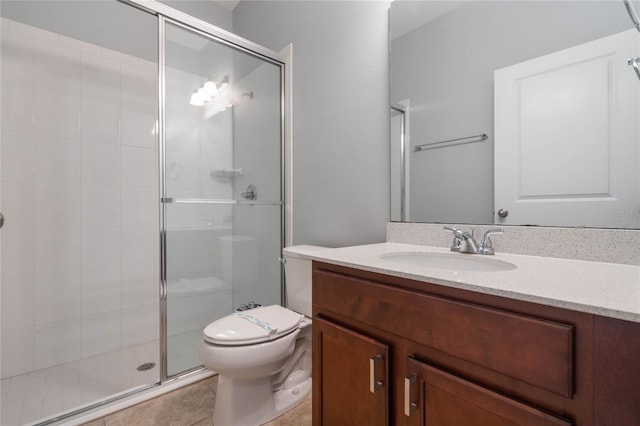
[189,75,229,106]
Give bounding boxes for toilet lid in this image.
[203,305,303,346]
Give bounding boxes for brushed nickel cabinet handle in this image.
[404,373,418,416]
[369,355,383,393]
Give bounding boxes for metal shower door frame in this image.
[122,0,287,385]
[24,2,286,424]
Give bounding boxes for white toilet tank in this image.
[283,245,327,317]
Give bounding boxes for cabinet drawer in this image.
[313,269,574,397]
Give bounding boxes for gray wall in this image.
[233,1,390,248]
[391,1,634,224]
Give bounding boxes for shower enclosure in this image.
[0,1,285,424]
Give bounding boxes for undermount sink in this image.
[379,252,517,272]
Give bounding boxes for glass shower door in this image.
[162,21,284,377]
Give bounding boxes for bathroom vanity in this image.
[309,243,640,425]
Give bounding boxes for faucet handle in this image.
[444,226,474,252]
[444,226,459,235]
[483,228,504,238]
[480,228,503,254]
[444,226,472,238]
[444,226,461,251]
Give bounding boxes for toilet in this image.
[199,245,326,426]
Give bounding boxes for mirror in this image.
[390,0,640,228]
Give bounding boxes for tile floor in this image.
[81,376,312,426]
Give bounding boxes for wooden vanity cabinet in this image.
[312,261,640,426]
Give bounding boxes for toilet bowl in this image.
[199,245,326,426]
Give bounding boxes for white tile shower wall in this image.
[166,227,232,282]
[386,222,640,265]
[0,19,159,378]
[165,225,233,338]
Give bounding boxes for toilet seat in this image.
[203,305,303,346]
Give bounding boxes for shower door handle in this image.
[0,212,4,229]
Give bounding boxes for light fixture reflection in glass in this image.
[203,91,254,119]
[189,75,229,106]
[218,76,229,91]
[189,91,205,106]
[203,80,218,97]
[197,87,209,101]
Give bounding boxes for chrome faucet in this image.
[444,227,503,255]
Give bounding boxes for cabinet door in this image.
[313,317,389,426]
[404,357,572,426]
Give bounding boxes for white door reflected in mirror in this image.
[494,29,640,228]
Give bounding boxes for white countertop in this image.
[304,243,640,323]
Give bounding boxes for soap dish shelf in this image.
[210,168,244,178]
